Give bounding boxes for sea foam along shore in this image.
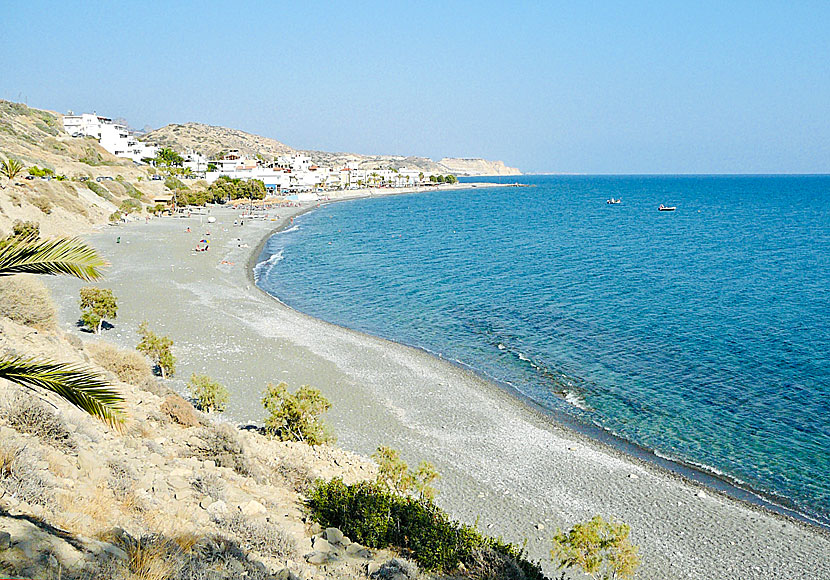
[45,186,830,580]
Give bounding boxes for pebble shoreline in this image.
[46,194,830,579]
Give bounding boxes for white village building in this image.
[62,113,157,163]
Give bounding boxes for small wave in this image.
[280,225,300,234]
[497,343,506,350]
[564,390,589,410]
[253,249,284,282]
[518,352,531,362]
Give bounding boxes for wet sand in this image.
[46,197,830,579]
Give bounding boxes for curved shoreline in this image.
[246,194,829,535]
[45,195,830,578]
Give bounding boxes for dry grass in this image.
[0,274,58,331]
[123,537,179,580]
[269,455,315,493]
[32,194,53,214]
[136,375,175,398]
[190,472,226,501]
[54,486,118,535]
[215,512,297,560]
[108,458,138,500]
[183,424,254,477]
[0,438,52,506]
[0,395,75,451]
[87,342,152,385]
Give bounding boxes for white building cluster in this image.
[62,113,158,163]
[206,150,425,194]
[61,112,444,195]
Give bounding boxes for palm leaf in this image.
[0,237,107,280]
[0,356,123,427]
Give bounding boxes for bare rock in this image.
[312,536,333,553]
[206,499,229,519]
[346,542,372,558]
[275,568,301,580]
[305,550,336,565]
[240,499,267,517]
[324,527,344,544]
[0,531,10,550]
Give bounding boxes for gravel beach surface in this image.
[46,198,830,579]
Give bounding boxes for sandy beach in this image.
[45,191,830,579]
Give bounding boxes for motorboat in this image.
[606,198,622,204]
[658,204,676,211]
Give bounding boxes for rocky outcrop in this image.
[437,157,521,176]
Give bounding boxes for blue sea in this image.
[255,175,830,526]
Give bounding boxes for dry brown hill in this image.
[143,122,294,159]
[0,101,168,237]
[143,122,521,176]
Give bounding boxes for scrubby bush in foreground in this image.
[307,478,545,577]
[262,382,333,445]
[0,395,75,451]
[188,373,229,413]
[87,341,152,384]
[0,274,57,331]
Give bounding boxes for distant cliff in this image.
[142,122,520,176]
[437,157,521,176]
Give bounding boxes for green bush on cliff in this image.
[188,373,229,413]
[307,478,546,577]
[136,321,176,379]
[373,445,440,501]
[262,382,333,445]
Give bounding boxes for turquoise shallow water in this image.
[255,175,830,526]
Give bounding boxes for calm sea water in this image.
[255,175,830,525]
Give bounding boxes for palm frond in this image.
[0,237,108,280]
[0,356,124,427]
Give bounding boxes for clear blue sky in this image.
[2,1,828,173]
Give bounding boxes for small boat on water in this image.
[607,198,622,204]
[658,204,676,211]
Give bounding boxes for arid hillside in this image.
[0,101,167,236]
[143,122,521,176]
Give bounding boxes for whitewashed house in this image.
[62,112,157,163]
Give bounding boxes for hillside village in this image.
[0,101,520,236]
[61,111,518,198]
[0,100,552,580]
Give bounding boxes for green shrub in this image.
[307,478,545,576]
[109,211,122,222]
[79,286,118,334]
[87,180,114,201]
[27,165,54,177]
[119,198,142,214]
[188,373,229,413]
[136,321,175,379]
[551,515,640,580]
[262,382,333,445]
[165,176,186,191]
[116,175,144,199]
[373,445,440,500]
[0,220,39,248]
[79,145,104,166]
